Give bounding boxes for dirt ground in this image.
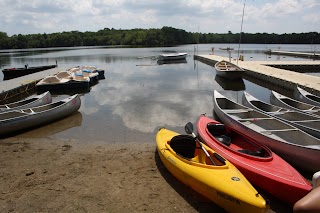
[0,137,293,213]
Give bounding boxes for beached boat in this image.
[0,94,81,136]
[293,172,320,213]
[156,127,268,213]
[2,64,57,80]
[157,52,187,61]
[213,90,320,173]
[36,73,90,93]
[0,91,52,113]
[243,91,320,138]
[294,86,320,107]
[214,60,245,80]
[270,90,320,117]
[197,114,312,205]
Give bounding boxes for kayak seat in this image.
[207,123,231,146]
[170,135,196,158]
[238,148,266,157]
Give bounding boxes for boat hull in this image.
[213,90,320,174]
[243,91,320,139]
[156,128,268,213]
[294,86,320,107]
[0,94,81,136]
[158,53,187,61]
[197,115,312,205]
[0,91,52,113]
[2,65,57,80]
[214,60,245,80]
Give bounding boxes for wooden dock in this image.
[0,66,68,103]
[194,54,320,96]
[266,50,320,59]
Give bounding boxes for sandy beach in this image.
[0,137,293,213]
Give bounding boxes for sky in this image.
[0,0,319,36]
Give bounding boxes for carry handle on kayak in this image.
[185,122,216,166]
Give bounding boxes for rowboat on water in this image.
[156,127,269,213]
[243,91,320,139]
[36,72,90,93]
[157,52,187,61]
[0,94,81,136]
[2,64,57,80]
[214,60,245,80]
[68,67,99,84]
[294,86,320,107]
[270,90,320,117]
[0,91,52,113]
[197,114,312,205]
[213,90,320,173]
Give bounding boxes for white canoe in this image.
[0,94,81,136]
[0,91,52,113]
[158,52,187,61]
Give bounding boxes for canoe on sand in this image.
[156,127,269,213]
[197,114,312,205]
[0,91,52,113]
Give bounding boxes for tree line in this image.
[0,27,319,49]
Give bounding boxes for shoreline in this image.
[0,137,292,212]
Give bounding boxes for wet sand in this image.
[0,137,293,212]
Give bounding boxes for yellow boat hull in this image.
[156,128,269,213]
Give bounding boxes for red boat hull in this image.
[197,115,312,205]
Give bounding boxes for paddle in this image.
[185,122,216,166]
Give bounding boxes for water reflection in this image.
[215,75,246,91]
[0,44,317,143]
[15,111,82,138]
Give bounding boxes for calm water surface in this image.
[0,44,319,144]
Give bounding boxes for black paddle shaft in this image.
[185,122,216,166]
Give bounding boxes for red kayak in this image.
[197,114,312,205]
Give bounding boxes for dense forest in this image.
[0,27,319,49]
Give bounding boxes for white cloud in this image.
[0,0,318,35]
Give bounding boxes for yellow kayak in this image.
[156,128,269,213]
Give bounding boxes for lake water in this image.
[0,43,319,143]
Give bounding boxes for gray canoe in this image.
[0,94,81,136]
[0,91,52,113]
[294,86,320,107]
[213,90,320,173]
[270,90,320,117]
[243,91,320,139]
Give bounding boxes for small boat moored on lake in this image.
[0,91,52,113]
[213,90,320,173]
[157,52,187,61]
[214,60,245,80]
[197,114,312,205]
[156,127,269,213]
[0,94,81,136]
[294,86,320,107]
[2,64,57,80]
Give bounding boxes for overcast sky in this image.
[0,0,319,36]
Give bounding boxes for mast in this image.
[237,0,246,65]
